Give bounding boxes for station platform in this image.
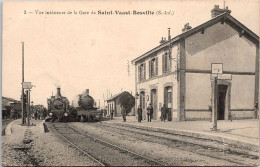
[103,116,259,151]
[4,119,45,145]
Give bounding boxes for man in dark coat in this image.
[99,109,103,123]
[146,103,153,122]
[35,110,38,120]
[162,104,168,121]
[150,104,154,120]
[137,105,142,122]
[121,107,126,122]
[110,109,114,120]
[160,105,164,121]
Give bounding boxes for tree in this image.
[118,92,135,115]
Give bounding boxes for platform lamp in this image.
[135,92,139,99]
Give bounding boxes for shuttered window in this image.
[138,63,146,82]
[138,65,141,82]
[155,57,158,76]
[149,57,158,78]
[149,61,152,78]
[162,54,165,73]
[162,52,171,74]
[143,63,146,80]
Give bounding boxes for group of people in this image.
[32,109,47,120]
[137,104,153,122]
[137,104,169,122]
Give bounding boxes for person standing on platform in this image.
[104,109,107,117]
[63,112,68,123]
[99,109,103,123]
[121,107,126,122]
[162,104,168,121]
[146,103,153,122]
[137,105,142,122]
[110,109,114,120]
[35,110,38,120]
[160,105,164,121]
[150,104,154,120]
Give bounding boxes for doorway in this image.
[140,91,145,110]
[140,91,146,120]
[150,89,157,119]
[218,85,228,120]
[164,86,172,121]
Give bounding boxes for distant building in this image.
[2,96,18,107]
[106,91,135,117]
[2,96,18,110]
[131,5,259,121]
[2,96,19,118]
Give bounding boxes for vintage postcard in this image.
[2,0,259,166]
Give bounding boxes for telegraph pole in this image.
[21,42,25,124]
[127,60,130,77]
[211,63,223,131]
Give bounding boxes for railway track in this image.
[49,122,166,166]
[88,122,258,166]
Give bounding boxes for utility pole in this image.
[21,42,25,124]
[127,60,130,77]
[103,93,105,108]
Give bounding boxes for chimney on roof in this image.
[159,37,167,45]
[211,4,231,18]
[168,28,171,41]
[182,23,192,33]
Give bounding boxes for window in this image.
[149,57,158,78]
[138,63,146,82]
[162,52,172,73]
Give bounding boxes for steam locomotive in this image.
[47,87,70,122]
[72,89,100,122]
[47,88,100,122]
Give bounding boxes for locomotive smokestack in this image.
[86,89,89,96]
[56,87,62,99]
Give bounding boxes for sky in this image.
[2,0,259,107]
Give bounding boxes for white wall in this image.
[135,44,179,120]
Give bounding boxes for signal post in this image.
[22,82,34,126]
[211,63,223,131]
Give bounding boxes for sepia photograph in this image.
[1,0,259,166]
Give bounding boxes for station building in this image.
[131,6,259,121]
[106,91,135,117]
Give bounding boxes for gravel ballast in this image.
[2,119,98,166]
